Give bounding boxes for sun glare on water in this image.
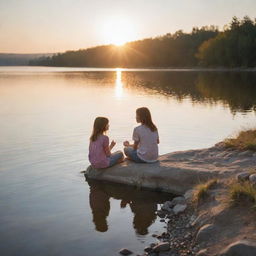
[115,68,124,98]
[102,17,137,46]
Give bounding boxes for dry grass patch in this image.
[193,179,218,203]
[229,180,256,208]
[248,168,256,175]
[224,129,256,151]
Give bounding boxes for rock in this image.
[191,212,210,227]
[238,150,253,157]
[161,232,170,238]
[119,248,133,255]
[161,201,173,211]
[213,162,223,167]
[249,174,256,186]
[158,252,173,256]
[190,215,197,223]
[173,204,187,215]
[196,249,208,256]
[152,242,170,252]
[184,189,194,200]
[236,172,250,182]
[85,151,219,195]
[171,196,186,205]
[144,247,153,253]
[86,144,256,194]
[157,210,166,218]
[196,224,216,244]
[219,240,256,256]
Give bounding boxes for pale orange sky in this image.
[0,0,256,53]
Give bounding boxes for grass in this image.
[229,180,256,208]
[224,129,256,151]
[248,168,256,175]
[193,179,218,203]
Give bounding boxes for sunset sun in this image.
[102,17,137,46]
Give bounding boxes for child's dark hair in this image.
[136,107,157,132]
[90,117,109,142]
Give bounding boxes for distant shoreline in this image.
[0,65,256,72]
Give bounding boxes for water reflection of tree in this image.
[63,71,256,113]
[195,72,256,113]
[87,179,171,235]
[122,71,256,113]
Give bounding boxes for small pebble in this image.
[119,248,133,255]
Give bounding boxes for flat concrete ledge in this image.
[85,144,256,195]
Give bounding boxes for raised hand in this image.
[123,141,130,147]
[110,140,116,149]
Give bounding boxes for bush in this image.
[229,180,256,207]
[193,179,218,203]
[224,129,256,151]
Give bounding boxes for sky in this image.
[0,0,256,53]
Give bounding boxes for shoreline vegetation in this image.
[30,16,256,69]
[224,129,256,151]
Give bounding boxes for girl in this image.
[89,117,124,168]
[123,107,159,163]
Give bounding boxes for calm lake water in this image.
[0,66,256,256]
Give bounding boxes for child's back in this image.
[89,134,109,168]
[133,124,159,162]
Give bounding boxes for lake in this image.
[0,67,256,256]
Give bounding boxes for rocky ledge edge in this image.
[85,142,256,195]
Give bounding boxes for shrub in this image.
[193,179,218,203]
[229,180,256,207]
[224,129,256,151]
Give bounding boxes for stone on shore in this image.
[196,224,216,244]
[171,196,186,205]
[236,172,250,182]
[249,174,256,186]
[119,248,133,255]
[184,189,194,200]
[161,201,173,211]
[152,242,170,252]
[144,246,153,253]
[196,249,208,256]
[219,240,256,256]
[173,204,187,215]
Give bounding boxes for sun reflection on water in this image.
[115,68,124,99]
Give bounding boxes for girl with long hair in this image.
[89,117,124,168]
[123,107,159,163]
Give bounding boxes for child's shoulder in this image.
[92,134,109,142]
[98,134,108,139]
[133,124,147,134]
[134,124,143,130]
[135,124,158,133]
[99,134,109,139]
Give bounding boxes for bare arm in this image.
[123,140,139,150]
[104,140,116,157]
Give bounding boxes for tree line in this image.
[30,16,256,68]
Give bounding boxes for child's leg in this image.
[123,147,146,163]
[124,146,134,159]
[108,151,124,167]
